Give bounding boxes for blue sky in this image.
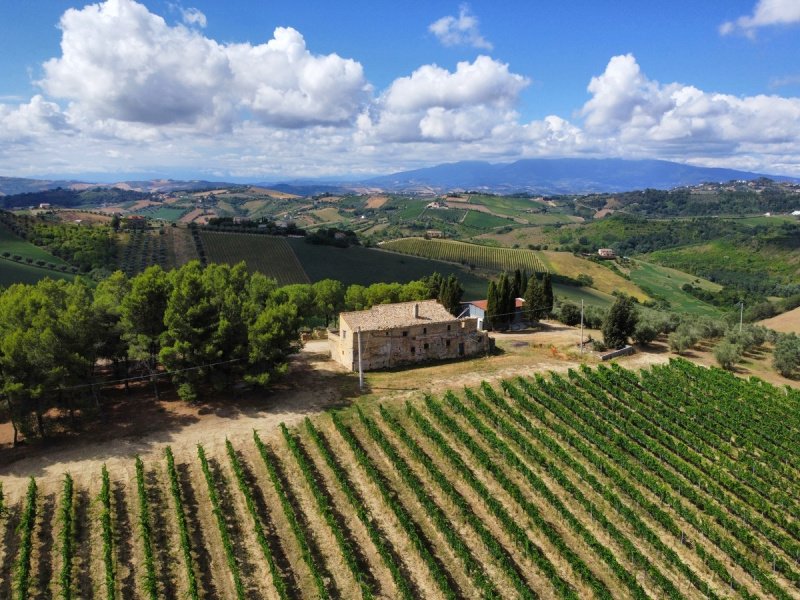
[1,0,799,181]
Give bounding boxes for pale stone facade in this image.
[328,300,491,371]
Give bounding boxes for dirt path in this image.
[5,323,789,498]
[0,343,352,493]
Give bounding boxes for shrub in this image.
[773,333,800,378]
[602,295,637,349]
[632,319,659,346]
[557,302,581,326]
[714,340,741,371]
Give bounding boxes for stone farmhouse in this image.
[328,300,491,371]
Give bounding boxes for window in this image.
[343,330,346,339]
[423,343,429,350]
[447,325,451,331]
[423,327,427,334]
[411,346,416,353]
[446,340,451,347]
[402,331,408,337]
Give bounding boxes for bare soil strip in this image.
[145,465,180,599]
[184,456,237,599]
[299,428,398,599]
[318,417,447,600]
[32,492,56,598]
[208,455,276,600]
[276,433,368,599]
[175,460,218,599]
[240,435,320,598]
[348,417,478,599]
[0,501,18,598]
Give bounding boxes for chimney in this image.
[413,303,419,318]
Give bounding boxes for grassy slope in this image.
[0,223,69,265]
[0,259,74,287]
[539,251,648,301]
[553,282,614,307]
[648,239,800,286]
[288,238,489,299]
[759,306,800,334]
[201,232,310,285]
[628,260,721,316]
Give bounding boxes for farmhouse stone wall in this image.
[329,300,491,371]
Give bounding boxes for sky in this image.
[1,0,800,181]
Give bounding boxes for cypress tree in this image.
[512,269,522,299]
[541,272,554,316]
[524,276,545,321]
[485,281,498,330]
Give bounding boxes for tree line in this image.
[484,269,553,330]
[0,263,462,444]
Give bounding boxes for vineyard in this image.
[1,359,800,598]
[381,237,547,275]
[199,231,310,285]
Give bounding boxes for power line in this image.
[38,357,245,395]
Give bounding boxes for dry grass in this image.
[759,306,800,334]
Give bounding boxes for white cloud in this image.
[181,7,206,28]
[0,95,70,142]
[39,0,369,134]
[720,0,800,36]
[359,56,528,142]
[579,53,800,173]
[3,2,800,180]
[582,54,800,146]
[429,5,492,50]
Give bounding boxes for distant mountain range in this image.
[2,158,797,197]
[360,158,798,194]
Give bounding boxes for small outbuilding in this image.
[461,298,526,330]
[328,300,491,371]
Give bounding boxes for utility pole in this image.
[357,326,364,391]
[739,302,744,333]
[580,299,584,355]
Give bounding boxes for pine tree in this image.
[520,270,529,297]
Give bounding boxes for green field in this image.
[462,210,512,229]
[553,282,614,307]
[3,360,799,599]
[200,232,310,285]
[0,223,70,266]
[288,238,489,299]
[147,206,189,222]
[380,237,546,274]
[628,260,722,316]
[648,239,800,289]
[0,258,74,287]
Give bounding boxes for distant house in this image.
[425,230,444,238]
[598,248,616,259]
[38,203,51,209]
[328,300,491,371]
[461,298,526,330]
[232,216,250,225]
[123,215,147,229]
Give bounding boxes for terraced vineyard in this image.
[200,231,310,285]
[381,237,547,274]
[1,359,799,598]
